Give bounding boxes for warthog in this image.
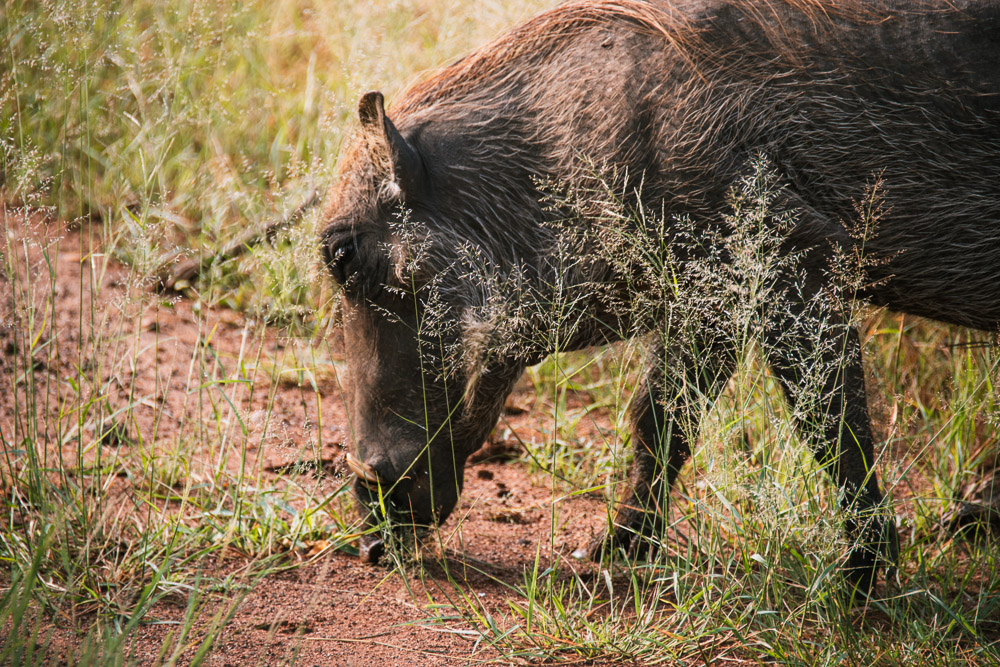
[320,0,1000,591]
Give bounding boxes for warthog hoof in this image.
[843,515,900,597]
[359,533,385,564]
[574,508,665,562]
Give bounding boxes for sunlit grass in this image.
[2,0,999,664]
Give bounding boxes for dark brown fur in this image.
[321,0,1000,588]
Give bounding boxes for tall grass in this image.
[2,0,547,662]
[2,1,998,665]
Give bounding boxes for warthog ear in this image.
[358,91,425,201]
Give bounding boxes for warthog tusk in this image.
[346,452,383,488]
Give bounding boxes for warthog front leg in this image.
[585,336,734,560]
[762,299,898,594]
[586,272,898,593]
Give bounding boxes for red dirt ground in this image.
[1,214,620,666]
[6,214,996,665]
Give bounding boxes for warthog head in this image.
[321,92,537,562]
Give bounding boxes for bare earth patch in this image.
[1,216,617,665]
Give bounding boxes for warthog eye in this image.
[322,227,392,299]
[323,232,358,285]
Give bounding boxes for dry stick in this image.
[157,190,321,291]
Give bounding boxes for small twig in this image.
[156,190,321,292]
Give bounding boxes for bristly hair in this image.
[391,0,903,115]
[328,0,1000,330]
[393,0,700,111]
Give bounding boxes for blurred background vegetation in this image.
[2,0,548,318]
